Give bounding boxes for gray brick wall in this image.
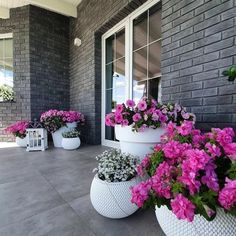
[0,5,70,141]
[161,0,236,130]
[70,0,148,144]
[29,6,70,118]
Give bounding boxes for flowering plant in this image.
[62,129,80,138]
[5,121,30,138]
[105,97,195,132]
[40,109,85,133]
[93,149,139,183]
[131,121,236,222]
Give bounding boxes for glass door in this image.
[104,27,127,143]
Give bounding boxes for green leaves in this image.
[222,66,236,81]
[226,162,236,180]
[148,151,164,176]
[172,182,184,194]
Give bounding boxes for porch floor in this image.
[0,145,165,236]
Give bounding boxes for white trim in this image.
[0,6,9,19]
[0,33,13,39]
[101,0,161,147]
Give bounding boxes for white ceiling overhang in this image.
[0,0,82,18]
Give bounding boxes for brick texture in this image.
[161,0,236,131]
[0,5,70,141]
[69,0,148,144]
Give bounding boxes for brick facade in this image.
[0,5,70,141]
[69,0,148,144]
[161,0,236,130]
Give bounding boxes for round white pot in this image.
[16,136,27,147]
[115,125,165,160]
[52,122,77,148]
[90,174,140,219]
[155,206,236,236]
[62,137,81,150]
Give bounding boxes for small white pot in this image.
[90,174,140,219]
[52,122,77,148]
[155,206,236,236]
[115,125,165,160]
[16,136,27,147]
[61,137,81,150]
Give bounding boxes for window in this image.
[0,33,13,102]
[102,0,161,146]
[0,33,13,87]
[133,4,162,103]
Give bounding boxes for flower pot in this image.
[155,206,236,236]
[61,137,81,150]
[115,125,165,160]
[52,122,77,148]
[90,174,140,219]
[16,136,27,147]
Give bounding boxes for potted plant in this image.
[131,121,236,236]
[40,110,85,147]
[5,121,30,147]
[61,129,81,150]
[90,149,141,219]
[105,97,195,159]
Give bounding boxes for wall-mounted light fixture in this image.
[74,38,82,47]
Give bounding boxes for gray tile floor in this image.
[0,145,165,236]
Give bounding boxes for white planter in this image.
[16,136,27,147]
[52,122,77,148]
[90,174,140,219]
[115,125,165,160]
[62,137,81,150]
[155,206,236,236]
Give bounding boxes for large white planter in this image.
[90,174,140,219]
[52,122,77,148]
[155,206,236,236]
[115,125,165,160]
[16,136,27,147]
[61,137,81,150]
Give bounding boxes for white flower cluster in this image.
[94,149,139,183]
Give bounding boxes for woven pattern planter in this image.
[155,206,236,236]
[90,174,140,219]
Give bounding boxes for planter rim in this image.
[94,174,138,186]
[115,124,166,130]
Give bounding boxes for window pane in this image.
[148,41,161,78]
[105,63,114,89]
[133,11,148,51]
[4,39,13,58]
[133,80,147,104]
[148,77,160,101]
[149,4,161,43]
[133,46,147,82]
[106,35,115,64]
[116,28,125,59]
[114,57,125,87]
[0,40,4,58]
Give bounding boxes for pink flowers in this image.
[5,121,30,138]
[130,180,152,207]
[130,120,236,222]
[171,194,195,222]
[40,109,85,133]
[219,178,236,210]
[137,100,147,111]
[105,98,195,132]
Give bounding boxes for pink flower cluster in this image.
[219,178,236,210]
[40,109,85,133]
[5,121,30,138]
[131,121,236,222]
[105,98,195,132]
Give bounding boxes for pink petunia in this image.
[171,194,196,222]
[132,113,142,122]
[126,99,135,108]
[137,100,147,111]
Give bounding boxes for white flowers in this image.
[94,149,139,182]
